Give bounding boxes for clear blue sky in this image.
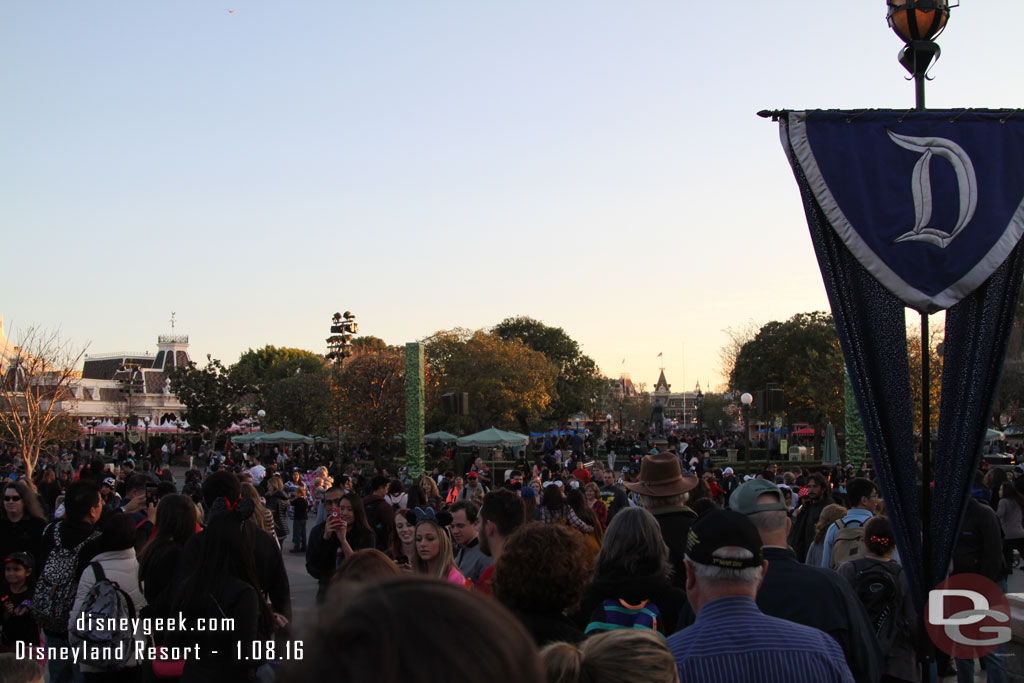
[3,2,1021,391]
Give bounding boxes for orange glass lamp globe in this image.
[887,0,952,42]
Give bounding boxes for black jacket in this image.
[176,523,292,619]
[953,497,1006,580]
[265,491,290,539]
[788,494,834,562]
[675,546,882,683]
[305,520,375,601]
[650,506,698,590]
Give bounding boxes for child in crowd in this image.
[290,486,309,553]
[1,552,39,653]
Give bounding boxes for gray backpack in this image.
[830,518,866,569]
[68,563,137,671]
[31,522,101,633]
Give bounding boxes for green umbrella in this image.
[255,430,314,445]
[424,431,458,443]
[456,427,529,448]
[822,423,840,465]
[230,431,265,444]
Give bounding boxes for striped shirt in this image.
[667,596,854,683]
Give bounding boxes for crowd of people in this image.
[0,434,1021,683]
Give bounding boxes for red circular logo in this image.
[926,573,1010,659]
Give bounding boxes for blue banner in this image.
[780,109,1024,615]
[785,110,1024,312]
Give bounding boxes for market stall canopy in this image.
[231,431,266,444]
[792,427,816,437]
[457,427,529,448]
[256,430,314,445]
[424,431,458,443]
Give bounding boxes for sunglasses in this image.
[3,496,20,502]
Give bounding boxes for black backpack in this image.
[31,522,101,634]
[848,558,907,655]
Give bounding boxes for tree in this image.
[717,320,761,387]
[492,316,603,424]
[230,346,331,434]
[262,372,333,435]
[231,345,328,386]
[0,327,87,481]
[907,323,943,437]
[424,329,558,433]
[729,312,845,439]
[169,356,251,453]
[332,347,407,463]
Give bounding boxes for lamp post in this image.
[143,416,151,452]
[87,418,99,451]
[741,392,753,463]
[695,384,704,432]
[887,0,954,610]
[256,409,265,433]
[618,403,623,434]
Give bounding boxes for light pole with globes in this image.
[143,416,151,452]
[741,392,753,463]
[886,0,954,621]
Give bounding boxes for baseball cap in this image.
[102,477,116,488]
[729,479,788,516]
[723,467,734,475]
[467,472,479,480]
[685,509,764,569]
[5,551,34,572]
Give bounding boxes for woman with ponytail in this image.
[837,516,919,683]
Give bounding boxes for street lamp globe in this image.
[143,416,151,425]
[741,392,753,406]
[257,409,266,419]
[886,0,951,43]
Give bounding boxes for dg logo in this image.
[926,573,1011,659]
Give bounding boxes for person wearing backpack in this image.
[821,478,879,569]
[838,516,919,683]
[68,512,147,681]
[32,480,104,683]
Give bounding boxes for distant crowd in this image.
[0,435,1021,683]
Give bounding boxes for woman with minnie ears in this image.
[411,508,467,587]
[837,516,919,683]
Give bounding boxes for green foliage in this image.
[351,336,389,351]
[424,328,558,432]
[729,311,844,429]
[262,373,333,435]
[169,356,252,447]
[697,393,734,432]
[492,316,603,424]
[231,345,328,386]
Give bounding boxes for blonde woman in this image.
[241,483,275,536]
[412,518,466,586]
[540,629,678,683]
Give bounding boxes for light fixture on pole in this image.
[741,392,753,462]
[143,416,151,450]
[887,0,955,625]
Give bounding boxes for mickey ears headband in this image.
[413,507,437,523]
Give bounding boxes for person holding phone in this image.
[306,489,375,602]
[389,509,416,572]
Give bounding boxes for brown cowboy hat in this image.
[623,452,698,497]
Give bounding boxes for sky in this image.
[3,2,1022,392]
